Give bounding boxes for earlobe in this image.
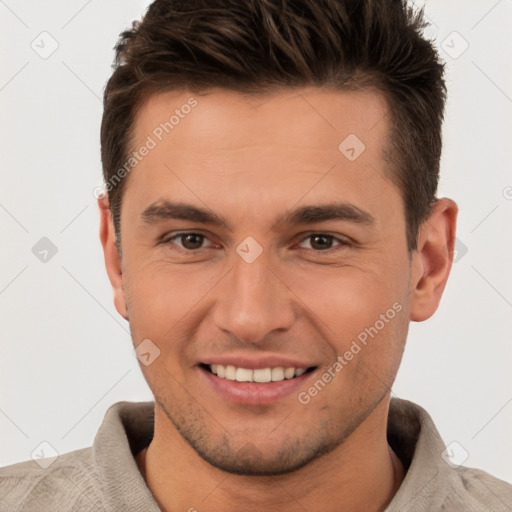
[98,197,129,321]
[410,198,458,322]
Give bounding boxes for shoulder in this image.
[444,465,512,511]
[387,398,512,511]
[0,447,105,512]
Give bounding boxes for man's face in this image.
[115,87,413,474]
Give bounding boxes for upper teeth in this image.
[209,364,307,383]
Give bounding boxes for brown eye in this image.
[299,234,334,251]
[178,233,205,250]
[297,233,349,252]
[309,234,334,250]
[163,232,212,251]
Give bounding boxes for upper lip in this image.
[200,354,316,370]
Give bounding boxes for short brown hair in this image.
[101,0,446,251]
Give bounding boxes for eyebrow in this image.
[140,200,375,231]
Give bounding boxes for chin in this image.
[193,441,318,476]
[176,418,344,477]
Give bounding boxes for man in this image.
[1,0,511,511]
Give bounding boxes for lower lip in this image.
[199,366,315,406]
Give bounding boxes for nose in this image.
[212,250,295,344]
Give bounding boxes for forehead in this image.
[124,87,399,230]
[133,86,389,154]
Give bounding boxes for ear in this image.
[98,196,128,320]
[410,198,458,322]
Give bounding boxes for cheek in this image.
[289,260,410,392]
[289,263,407,338]
[122,259,222,341]
[122,264,209,387]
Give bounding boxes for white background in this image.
[1,0,511,484]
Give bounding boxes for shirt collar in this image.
[93,397,452,511]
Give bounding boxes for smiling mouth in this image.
[201,363,316,383]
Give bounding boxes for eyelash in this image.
[161,232,351,253]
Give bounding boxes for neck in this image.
[136,398,405,512]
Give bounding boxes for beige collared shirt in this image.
[1,398,511,511]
